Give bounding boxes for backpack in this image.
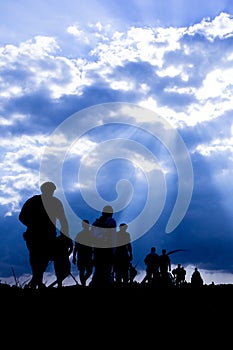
[92,216,116,247]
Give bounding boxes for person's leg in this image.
[85,262,93,282]
[79,267,86,286]
[30,253,43,288]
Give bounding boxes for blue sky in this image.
[1,0,233,286]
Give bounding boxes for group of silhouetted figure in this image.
[18,181,204,289]
[140,247,203,288]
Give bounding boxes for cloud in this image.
[0,12,233,280]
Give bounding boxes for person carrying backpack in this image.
[19,181,69,289]
[90,205,117,287]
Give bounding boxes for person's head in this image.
[151,247,156,253]
[102,205,113,217]
[40,182,56,196]
[119,223,128,231]
[162,249,166,254]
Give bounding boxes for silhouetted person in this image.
[141,247,160,285]
[180,266,186,285]
[19,181,69,289]
[73,219,94,286]
[113,223,133,285]
[53,232,73,288]
[159,248,172,286]
[129,262,138,284]
[90,205,117,287]
[191,267,203,288]
[172,264,186,287]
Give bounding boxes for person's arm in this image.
[68,239,73,256]
[128,243,133,261]
[72,241,78,263]
[57,200,69,236]
[168,257,171,271]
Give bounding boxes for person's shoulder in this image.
[52,196,62,202]
[107,217,116,227]
[25,194,41,204]
[92,217,101,226]
[108,216,116,224]
[51,196,64,207]
[29,194,41,200]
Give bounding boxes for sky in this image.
[1,0,233,286]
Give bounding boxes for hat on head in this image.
[102,205,113,214]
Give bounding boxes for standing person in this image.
[141,247,160,285]
[159,248,172,286]
[90,205,117,287]
[129,262,138,284]
[172,263,186,287]
[53,232,73,288]
[73,219,94,286]
[19,181,69,289]
[113,223,133,285]
[191,267,204,288]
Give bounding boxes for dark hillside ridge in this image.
[1,282,232,342]
[1,282,233,315]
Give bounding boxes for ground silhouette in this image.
[1,282,231,346]
[1,282,233,319]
